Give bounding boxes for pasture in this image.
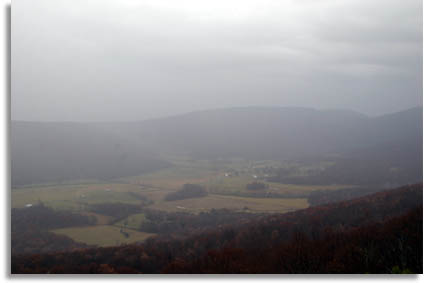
[12,183,148,210]
[12,158,349,214]
[203,174,351,197]
[114,213,147,230]
[51,225,155,247]
[122,165,219,190]
[12,157,353,247]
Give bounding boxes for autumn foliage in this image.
[11,184,422,274]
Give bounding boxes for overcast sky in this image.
[12,0,422,121]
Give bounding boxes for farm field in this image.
[122,165,220,190]
[12,157,352,213]
[12,157,355,248]
[114,213,147,230]
[148,194,309,213]
[203,175,350,197]
[51,225,155,247]
[11,183,148,210]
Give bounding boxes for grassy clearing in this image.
[51,225,155,247]
[13,158,349,249]
[265,182,353,194]
[12,158,352,218]
[114,213,146,230]
[11,183,148,210]
[204,174,352,196]
[122,166,219,190]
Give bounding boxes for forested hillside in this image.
[12,184,422,274]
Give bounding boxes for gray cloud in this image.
[12,0,422,121]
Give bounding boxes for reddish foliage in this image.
[11,184,423,274]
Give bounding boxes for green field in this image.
[12,183,148,210]
[12,158,350,214]
[203,174,351,197]
[51,225,155,247]
[114,213,147,230]
[122,166,220,190]
[13,157,354,247]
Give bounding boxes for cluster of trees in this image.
[139,208,260,235]
[88,202,143,224]
[163,208,422,274]
[269,158,421,187]
[12,203,96,231]
[214,190,307,199]
[164,184,207,201]
[308,186,387,206]
[11,184,422,274]
[127,192,153,206]
[245,182,268,191]
[12,204,95,255]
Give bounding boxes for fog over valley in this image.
[11,0,423,274]
[12,106,422,187]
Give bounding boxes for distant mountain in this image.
[11,106,422,186]
[130,107,365,159]
[11,121,170,186]
[132,106,422,159]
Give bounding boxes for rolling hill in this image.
[11,184,423,274]
[11,106,422,186]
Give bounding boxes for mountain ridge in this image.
[11,106,422,186]
[13,105,420,124]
